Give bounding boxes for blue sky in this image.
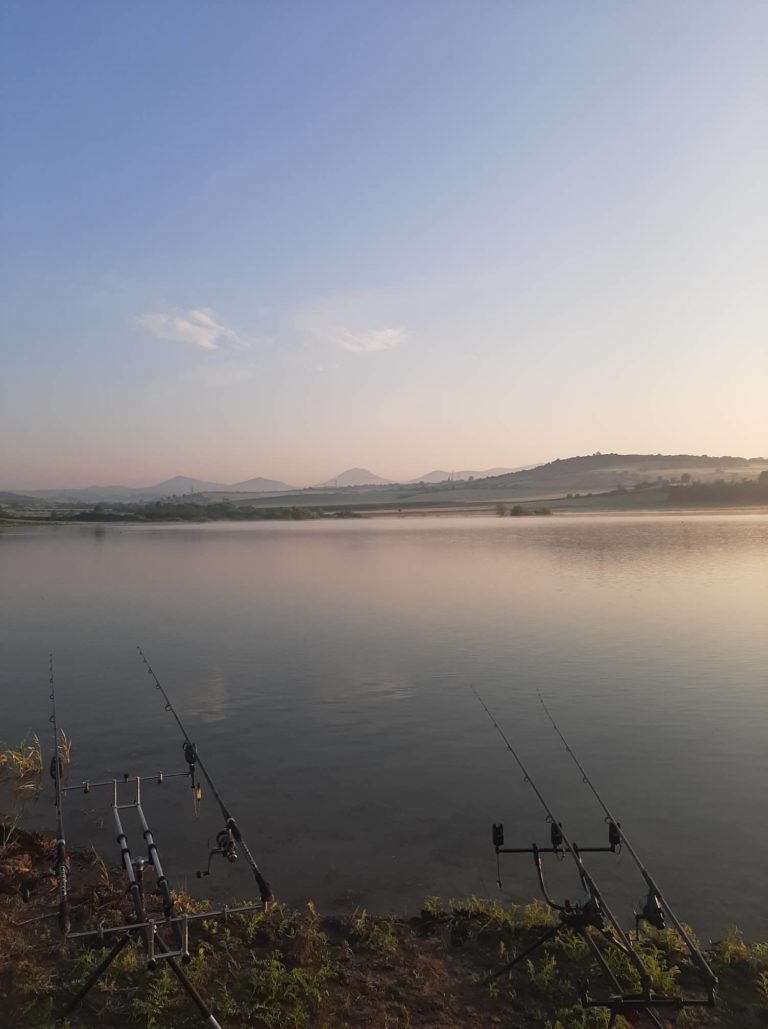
[1,1,766,488]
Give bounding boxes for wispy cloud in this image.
[137,307,253,350]
[295,291,408,356]
[336,327,405,353]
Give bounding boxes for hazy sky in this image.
[1,1,766,489]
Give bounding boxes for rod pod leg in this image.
[55,933,131,1024]
[483,923,563,984]
[154,936,221,1028]
[166,959,221,1028]
[581,932,667,1029]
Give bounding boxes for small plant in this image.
[756,970,768,1006]
[719,925,750,964]
[601,941,641,994]
[421,895,441,918]
[640,944,680,994]
[527,953,558,990]
[293,901,331,965]
[521,899,555,930]
[557,929,588,961]
[0,737,44,843]
[244,952,334,1029]
[132,962,175,1027]
[546,1003,610,1028]
[349,908,398,958]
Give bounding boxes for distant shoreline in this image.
[3,503,768,529]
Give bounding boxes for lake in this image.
[1,514,766,939]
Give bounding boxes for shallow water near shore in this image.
[1,514,766,938]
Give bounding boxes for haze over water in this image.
[1,514,766,938]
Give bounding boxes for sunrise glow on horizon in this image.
[1,1,766,490]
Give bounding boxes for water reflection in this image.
[0,515,766,937]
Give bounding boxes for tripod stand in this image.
[56,776,221,1027]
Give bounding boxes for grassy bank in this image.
[1,830,766,1028]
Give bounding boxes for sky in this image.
[1,1,766,489]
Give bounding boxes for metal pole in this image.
[49,654,70,936]
[55,934,131,1024]
[112,783,154,966]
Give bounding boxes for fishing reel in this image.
[562,891,606,933]
[197,829,237,878]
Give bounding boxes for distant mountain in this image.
[0,490,39,506]
[230,476,295,493]
[16,453,765,507]
[315,468,393,488]
[410,470,453,484]
[25,473,295,503]
[139,476,228,496]
[410,466,529,483]
[26,485,142,503]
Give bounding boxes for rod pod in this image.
[537,691,717,998]
[470,688,695,1027]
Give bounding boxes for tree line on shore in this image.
[667,473,768,505]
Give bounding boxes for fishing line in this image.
[471,687,652,991]
[137,645,273,908]
[537,690,717,995]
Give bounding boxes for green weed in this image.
[527,953,558,990]
[349,909,399,958]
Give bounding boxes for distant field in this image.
[187,456,768,513]
[4,455,766,523]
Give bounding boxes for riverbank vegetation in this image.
[1,826,766,1028]
[2,466,768,525]
[74,501,328,522]
[667,475,768,506]
[0,502,362,524]
[496,503,553,516]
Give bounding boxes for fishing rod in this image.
[537,690,717,998]
[472,690,652,980]
[48,654,70,936]
[472,688,695,1029]
[137,646,273,908]
[48,657,253,1026]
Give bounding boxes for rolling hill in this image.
[314,468,393,488]
[410,466,531,483]
[24,474,296,503]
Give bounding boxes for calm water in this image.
[1,515,766,938]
